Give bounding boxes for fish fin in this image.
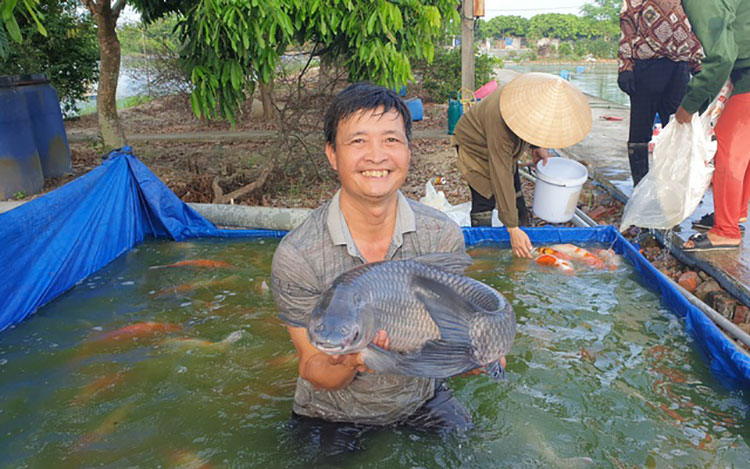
[410,252,473,275]
[363,341,479,379]
[412,275,476,344]
[484,360,506,381]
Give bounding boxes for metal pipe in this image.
[188,203,311,231]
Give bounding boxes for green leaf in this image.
[4,16,21,42]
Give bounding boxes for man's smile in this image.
[360,170,390,178]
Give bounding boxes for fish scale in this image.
[308,254,516,379]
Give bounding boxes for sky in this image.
[483,0,590,19]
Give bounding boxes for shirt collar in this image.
[326,190,416,256]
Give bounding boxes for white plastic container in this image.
[532,158,588,223]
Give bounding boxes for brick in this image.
[733,306,750,325]
[695,279,721,302]
[705,291,736,320]
[678,271,699,293]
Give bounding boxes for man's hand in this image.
[327,329,390,373]
[509,227,533,258]
[532,148,554,167]
[675,106,694,124]
[617,70,636,96]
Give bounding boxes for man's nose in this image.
[364,140,388,163]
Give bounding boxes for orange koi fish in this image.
[149,259,235,270]
[75,402,134,450]
[535,253,575,273]
[72,371,126,406]
[593,248,622,270]
[534,246,572,260]
[153,275,239,297]
[549,244,606,269]
[92,322,182,344]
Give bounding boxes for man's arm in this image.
[618,1,637,73]
[287,326,365,390]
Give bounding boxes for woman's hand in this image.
[509,227,533,258]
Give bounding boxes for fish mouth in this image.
[312,330,360,354]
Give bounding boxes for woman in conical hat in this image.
[453,72,592,258]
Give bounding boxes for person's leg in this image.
[469,185,495,227]
[514,165,530,226]
[687,93,750,248]
[288,412,374,457]
[657,61,690,126]
[401,381,473,431]
[628,60,661,186]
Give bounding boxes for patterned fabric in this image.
[618,0,703,73]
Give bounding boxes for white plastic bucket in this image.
[532,158,588,223]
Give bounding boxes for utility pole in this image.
[461,0,475,93]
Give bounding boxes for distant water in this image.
[506,63,629,107]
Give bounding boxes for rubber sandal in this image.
[692,212,745,232]
[682,233,740,252]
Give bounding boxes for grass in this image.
[75,94,155,116]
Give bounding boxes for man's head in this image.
[325,82,412,148]
[324,83,412,204]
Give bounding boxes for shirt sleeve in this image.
[618,0,637,73]
[271,240,320,328]
[681,0,739,113]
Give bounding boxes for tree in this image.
[178,0,460,125]
[580,0,619,39]
[0,0,98,114]
[528,13,580,41]
[483,15,529,40]
[0,0,46,59]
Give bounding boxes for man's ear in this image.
[325,142,337,171]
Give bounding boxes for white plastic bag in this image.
[419,181,472,227]
[620,80,733,231]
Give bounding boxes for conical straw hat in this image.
[499,72,592,149]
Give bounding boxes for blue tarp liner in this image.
[1,149,749,388]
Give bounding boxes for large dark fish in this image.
[307,253,516,379]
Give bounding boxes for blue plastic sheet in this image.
[1,149,748,388]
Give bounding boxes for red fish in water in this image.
[548,244,606,269]
[150,259,235,270]
[534,247,572,261]
[535,253,575,273]
[72,371,126,406]
[153,276,239,298]
[91,322,182,344]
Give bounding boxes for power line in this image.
[485,6,583,12]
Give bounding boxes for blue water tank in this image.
[576,65,585,74]
[0,76,44,199]
[406,97,423,122]
[19,75,71,178]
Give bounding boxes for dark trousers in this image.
[287,382,471,458]
[627,58,690,185]
[469,166,529,226]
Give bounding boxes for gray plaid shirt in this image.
[271,190,466,425]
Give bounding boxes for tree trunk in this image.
[90,1,126,149]
[259,79,276,120]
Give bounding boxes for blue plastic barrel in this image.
[576,65,585,74]
[560,70,570,80]
[406,97,423,122]
[0,76,44,199]
[19,74,71,178]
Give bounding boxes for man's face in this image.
[326,107,410,204]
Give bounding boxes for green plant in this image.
[13,191,28,200]
[557,42,574,59]
[412,47,502,102]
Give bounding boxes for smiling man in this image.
[271,83,473,453]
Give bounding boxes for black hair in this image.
[324,82,412,148]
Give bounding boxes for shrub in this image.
[412,47,503,102]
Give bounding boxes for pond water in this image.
[505,63,628,107]
[0,238,747,467]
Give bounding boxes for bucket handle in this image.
[530,166,585,188]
